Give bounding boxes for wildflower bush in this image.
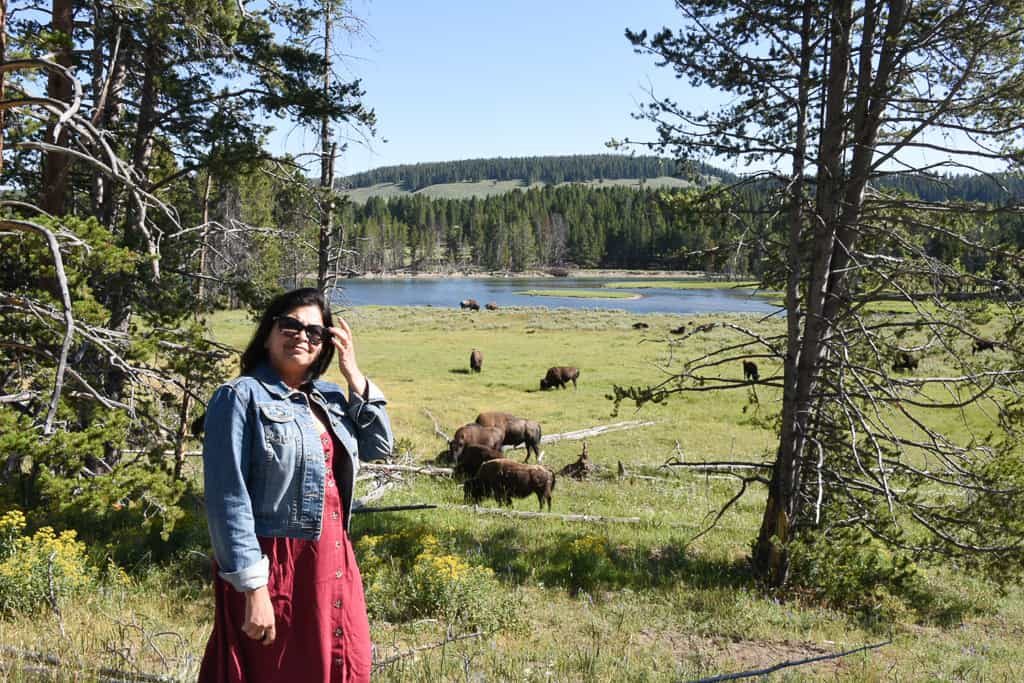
[0,509,97,616]
[565,534,615,595]
[356,527,518,632]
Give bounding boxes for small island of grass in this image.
[519,289,641,300]
[604,280,760,290]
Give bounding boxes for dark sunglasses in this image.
[274,316,327,346]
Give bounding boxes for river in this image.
[329,277,779,315]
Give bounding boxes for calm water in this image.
[330,277,779,315]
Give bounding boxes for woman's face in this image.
[264,304,326,381]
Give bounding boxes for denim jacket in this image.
[201,362,393,592]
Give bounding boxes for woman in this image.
[199,288,393,683]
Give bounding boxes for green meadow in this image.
[3,306,1021,681]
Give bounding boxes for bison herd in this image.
[445,411,554,510]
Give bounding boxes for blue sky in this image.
[269,1,696,176]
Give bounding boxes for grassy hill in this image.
[341,175,700,203]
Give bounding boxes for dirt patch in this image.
[634,629,858,677]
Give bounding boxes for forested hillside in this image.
[340,154,736,191]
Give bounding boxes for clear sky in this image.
[269,1,697,176]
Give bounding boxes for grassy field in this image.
[2,306,1021,681]
[340,176,698,204]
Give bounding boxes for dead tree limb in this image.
[686,638,892,683]
[372,630,487,672]
[423,408,451,442]
[361,462,453,478]
[508,420,658,448]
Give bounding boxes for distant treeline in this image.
[338,182,766,274]
[339,154,738,192]
[878,173,1024,204]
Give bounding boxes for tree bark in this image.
[39,0,74,215]
[317,2,335,291]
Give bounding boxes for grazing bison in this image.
[892,351,919,372]
[475,411,543,462]
[449,424,504,460]
[464,458,556,511]
[485,302,499,310]
[632,321,649,330]
[973,338,998,353]
[470,348,483,373]
[540,366,579,390]
[459,298,480,311]
[742,360,759,382]
[453,444,503,480]
[669,324,687,334]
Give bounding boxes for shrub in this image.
[0,509,97,616]
[356,528,518,632]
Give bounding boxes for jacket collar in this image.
[251,363,328,403]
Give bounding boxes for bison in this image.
[470,348,483,373]
[539,366,579,391]
[453,444,503,480]
[892,351,919,372]
[463,458,556,511]
[669,324,687,334]
[742,360,759,382]
[449,423,504,461]
[475,412,543,462]
[632,321,649,330]
[485,302,499,310]
[459,298,480,311]
[973,338,998,353]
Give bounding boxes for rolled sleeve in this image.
[346,378,394,461]
[202,384,267,592]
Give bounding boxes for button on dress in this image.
[199,431,372,682]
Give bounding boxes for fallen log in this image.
[442,504,645,525]
[508,420,658,448]
[361,463,453,477]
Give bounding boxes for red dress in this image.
[199,431,372,682]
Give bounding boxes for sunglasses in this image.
[274,316,327,346]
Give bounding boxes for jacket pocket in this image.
[254,402,300,519]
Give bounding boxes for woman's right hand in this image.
[242,585,276,646]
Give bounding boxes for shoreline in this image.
[348,268,750,281]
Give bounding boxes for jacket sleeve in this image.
[202,384,268,592]
[346,377,394,461]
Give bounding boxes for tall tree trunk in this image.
[753,0,826,587]
[317,1,335,291]
[197,173,213,303]
[40,0,74,215]
[0,0,6,176]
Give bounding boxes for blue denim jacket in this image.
[201,362,393,592]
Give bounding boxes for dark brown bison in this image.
[470,348,483,373]
[475,412,543,462]
[453,444,503,480]
[892,351,919,372]
[459,299,480,311]
[742,360,759,382]
[485,302,499,310]
[973,338,998,353]
[449,424,504,460]
[463,458,556,511]
[540,366,579,390]
[669,324,687,334]
[632,321,649,330]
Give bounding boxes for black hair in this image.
[239,288,335,380]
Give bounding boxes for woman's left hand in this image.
[328,317,367,395]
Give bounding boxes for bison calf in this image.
[464,458,556,511]
[540,366,579,390]
[470,348,483,373]
[742,360,759,382]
